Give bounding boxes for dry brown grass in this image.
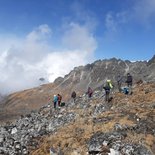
[31,83,155,155]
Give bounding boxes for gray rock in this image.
[88,131,153,155]
[93,104,106,116]
[50,147,57,155]
[108,148,120,155]
[11,127,18,134]
[122,144,134,155]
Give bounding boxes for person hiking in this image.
[57,94,62,106]
[117,75,123,92]
[87,87,93,98]
[106,80,113,89]
[53,95,58,109]
[71,91,76,103]
[126,73,133,95]
[103,80,113,102]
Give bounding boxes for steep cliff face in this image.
[0,56,155,123]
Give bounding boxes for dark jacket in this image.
[103,85,111,93]
[71,91,76,98]
[57,94,62,101]
[126,74,132,85]
[87,87,93,95]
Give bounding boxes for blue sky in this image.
[0,0,155,93]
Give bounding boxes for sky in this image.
[0,0,155,94]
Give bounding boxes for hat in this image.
[107,80,111,83]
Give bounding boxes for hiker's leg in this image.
[72,98,74,103]
[128,84,131,95]
[118,83,121,92]
[105,94,107,101]
[105,92,108,101]
[107,93,110,102]
[118,82,120,92]
[89,93,91,98]
[91,93,93,97]
[129,84,132,94]
[54,102,56,109]
[59,101,61,106]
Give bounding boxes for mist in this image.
[0,24,97,95]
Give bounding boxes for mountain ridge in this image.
[0,55,155,123]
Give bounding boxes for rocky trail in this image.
[0,82,155,155]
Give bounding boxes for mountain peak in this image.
[148,55,155,65]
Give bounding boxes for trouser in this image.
[72,97,76,103]
[54,101,57,109]
[105,92,110,102]
[88,93,92,98]
[118,82,122,92]
[127,83,132,94]
[58,101,61,106]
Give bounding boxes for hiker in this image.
[106,80,113,90]
[126,73,133,95]
[103,80,113,102]
[117,75,123,92]
[57,94,62,106]
[87,87,93,98]
[103,84,111,102]
[53,95,58,109]
[71,91,76,102]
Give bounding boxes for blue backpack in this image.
[123,87,129,94]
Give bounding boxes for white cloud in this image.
[62,23,97,54]
[26,24,52,42]
[105,12,117,32]
[42,50,89,82]
[105,10,130,33]
[133,0,155,25]
[105,0,155,33]
[70,1,97,31]
[0,23,97,94]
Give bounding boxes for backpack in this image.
[60,102,65,107]
[103,85,111,93]
[123,87,129,94]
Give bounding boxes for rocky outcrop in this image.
[0,106,76,154]
[88,131,152,155]
[1,82,154,154]
[30,82,155,155]
[148,55,155,66]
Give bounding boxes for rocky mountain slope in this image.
[0,55,155,123]
[0,82,155,155]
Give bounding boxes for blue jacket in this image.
[53,95,58,102]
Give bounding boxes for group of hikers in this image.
[103,73,133,102]
[53,94,62,109]
[51,73,133,109]
[52,91,77,109]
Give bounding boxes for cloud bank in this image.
[0,24,97,94]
